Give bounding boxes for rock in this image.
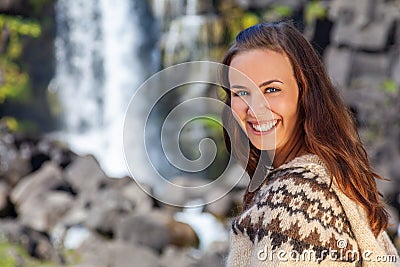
[18,191,74,232]
[168,220,199,248]
[10,161,66,206]
[0,182,9,215]
[64,155,108,195]
[324,46,353,88]
[85,188,135,237]
[0,219,61,262]
[77,235,161,267]
[160,246,199,267]
[0,132,31,187]
[195,241,229,267]
[392,54,400,84]
[101,176,154,212]
[120,181,154,213]
[116,210,174,252]
[351,52,390,79]
[174,207,228,250]
[35,137,76,169]
[329,0,398,50]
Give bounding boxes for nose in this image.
[247,94,269,117]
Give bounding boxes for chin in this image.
[251,142,276,151]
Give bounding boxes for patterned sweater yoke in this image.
[226,154,400,266]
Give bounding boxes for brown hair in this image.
[221,21,388,237]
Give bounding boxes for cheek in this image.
[230,98,248,119]
[270,97,299,125]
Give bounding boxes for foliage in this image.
[0,15,41,105]
[0,58,30,103]
[305,0,327,25]
[194,114,229,179]
[381,79,398,94]
[263,4,293,22]
[218,2,260,42]
[0,117,19,132]
[0,241,55,267]
[242,12,260,30]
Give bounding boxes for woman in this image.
[221,21,399,266]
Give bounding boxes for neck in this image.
[272,128,306,168]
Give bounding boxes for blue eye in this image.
[232,91,248,97]
[265,87,280,93]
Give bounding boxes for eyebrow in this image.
[230,79,284,90]
[258,79,284,87]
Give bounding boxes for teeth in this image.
[252,120,277,132]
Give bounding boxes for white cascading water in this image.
[55,0,158,177]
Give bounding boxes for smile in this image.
[249,119,278,133]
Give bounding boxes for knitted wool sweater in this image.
[226,154,400,266]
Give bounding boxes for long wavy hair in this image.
[221,21,388,237]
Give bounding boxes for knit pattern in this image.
[226,154,400,267]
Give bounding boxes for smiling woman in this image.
[221,21,399,266]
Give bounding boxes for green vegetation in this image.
[382,79,398,94]
[305,0,327,25]
[194,114,229,179]
[0,240,55,267]
[0,15,41,101]
[263,4,293,22]
[0,15,42,132]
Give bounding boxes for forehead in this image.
[228,49,295,85]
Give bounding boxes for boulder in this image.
[76,235,161,267]
[160,246,198,267]
[0,132,31,187]
[324,46,353,88]
[10,161,66,207]
[101,176,154,212]
[85,188,135,237]
[64,155,108,195]
[168,220,199,248]
[0,219,60,262]
[329,0,398,50]
[391,54,400,84]
[116,210,172,252]
[18,191,74,232]
[0,182,9,216]
[195,241,229,267]
[351,52,390,79]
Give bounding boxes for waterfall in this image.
[55,0,159,177]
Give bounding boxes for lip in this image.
[246,119,279,136]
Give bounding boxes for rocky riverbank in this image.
[0,126,250,266]
[1,126,400,266]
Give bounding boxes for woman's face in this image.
[228,49,300,152]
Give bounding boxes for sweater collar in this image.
[269,153,325,174]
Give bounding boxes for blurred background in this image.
[0,0,399,266]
